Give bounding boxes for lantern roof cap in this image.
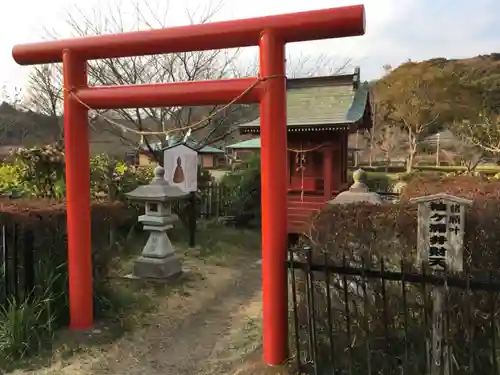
[126,166,188,202]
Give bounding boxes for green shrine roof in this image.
[226,137,363,150]
[239,68,371,132]
[226,138,262,149]
[197,145,224,153]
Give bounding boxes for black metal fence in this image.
[0,223,35,307]
[288,246,500,375]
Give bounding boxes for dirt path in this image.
[11,255,266,375]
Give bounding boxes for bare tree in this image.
[365,66,392,167]
[365,84,381,167]
[25,64,64,139]
[375,124,405,171]
[27,0,351,160]
[455,113,500,154]
[441,144,485,175]
[27,0,241,159]
[235,51,351,79]
[0,88,34,145]
[403,115,439,173]
[375,64,441,173]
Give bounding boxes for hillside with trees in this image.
[366,53,500,171]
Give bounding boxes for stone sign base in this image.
[133,254,182,280]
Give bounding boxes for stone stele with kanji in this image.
[410,193,473,272]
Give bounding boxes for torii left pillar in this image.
[12,5,366,365]
[62,50,93,329]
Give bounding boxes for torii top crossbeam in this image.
[13,6,365,64]
[12,4,366,368]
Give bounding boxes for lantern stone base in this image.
[133,254,182,280]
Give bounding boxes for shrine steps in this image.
[287,194,327,234]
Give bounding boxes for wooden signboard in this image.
[410,193,473,375]
[410,193,472,272]
[163,143,198,193]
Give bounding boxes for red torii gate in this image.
[12,5,365,365]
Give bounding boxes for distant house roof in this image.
[239,68,371,134]
[226,138,262,149]
[424,130,460,147]
[198,145,224,154]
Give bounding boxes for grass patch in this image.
[3,267,197,373]
[180,220,261,266]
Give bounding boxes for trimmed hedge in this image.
[356,165,408,174]
[358,164,500,175]
[401,174,500,201]
[295,175,500,374]
[0,199,136,360]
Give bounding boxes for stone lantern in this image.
[328,168,382,205]
[126,165,188,279]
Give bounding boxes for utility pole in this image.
[435,133,440,166]
[355,130,359,167]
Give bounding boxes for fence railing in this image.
[198,182,233,218]
[195,183,400,219]
[1,223,35,307]
[288,246,500,375]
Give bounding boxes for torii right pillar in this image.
[259,31,288,363]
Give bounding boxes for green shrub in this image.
[220,154,261,227]
[89,154,154,201]
[13,144,66,199]
[0,287,58,361]
[0,163,26,194]
[0,150,158,202]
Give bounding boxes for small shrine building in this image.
[238,67,373,233]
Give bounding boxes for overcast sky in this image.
[1,0,498,97]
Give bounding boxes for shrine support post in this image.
[12,5,366,366]
[62,50,93,329]
[259,32,287,363]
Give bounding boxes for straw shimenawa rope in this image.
[290,142,331,202]
[65,74,284,138]
[68,74,330,203]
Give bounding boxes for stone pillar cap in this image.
[328,168,383,205]
[349,168,369,193]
